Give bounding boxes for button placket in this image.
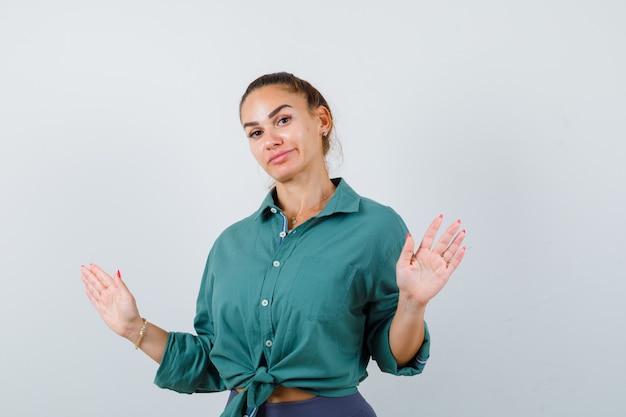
[259,208,301,357]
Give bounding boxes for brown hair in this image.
[240,72,335,156]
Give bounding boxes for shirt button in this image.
[265,340,273,347]
[270,208,277,214]
[279,231,286,238]
[273,260,280,267]
[261,299,269,307]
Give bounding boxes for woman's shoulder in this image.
[328,178,407,238]
[216,210,259,240]
[354,193,407,231]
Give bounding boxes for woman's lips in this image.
[269,150,293,164]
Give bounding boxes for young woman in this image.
[81,72,466,417]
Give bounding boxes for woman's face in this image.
[240,85,329,183]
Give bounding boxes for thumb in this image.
[114,269,131,292]
[398,232,415,265]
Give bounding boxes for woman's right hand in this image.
[81,264,144,342]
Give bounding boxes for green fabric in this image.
[154,178,430,417]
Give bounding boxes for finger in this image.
[81,264,107,294]
[441,229,467,262]
[81,269,106,311]
[446,246,467,273]
[419,214,444,250]
[113,269,132,293]
[84,286,100,308]
[398,232,415,265]
[89,263,115,288]
[433,219,462,256]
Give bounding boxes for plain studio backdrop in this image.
[1,1,624,416]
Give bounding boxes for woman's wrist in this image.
[397,291,428,315]
[134,318,148,349]
[124,316,147,344]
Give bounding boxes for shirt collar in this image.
[254,177,361,221]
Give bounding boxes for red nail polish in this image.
[407,232,412,238]
[116,270,121,279]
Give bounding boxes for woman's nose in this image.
[264,129,283,149]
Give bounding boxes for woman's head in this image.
[240,72,334,156]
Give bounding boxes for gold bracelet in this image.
[135,318,148,350]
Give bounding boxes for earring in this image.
[322,132,328,138]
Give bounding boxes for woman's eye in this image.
[249,130,262,139]
[277,116,291,125]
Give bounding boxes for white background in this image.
[1,1,625,416]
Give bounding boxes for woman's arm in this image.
[81,264,168,363]
[390,215,466,366]
[389,295,427,366]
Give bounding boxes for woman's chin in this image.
[265,165,299,184]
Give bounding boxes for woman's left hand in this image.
[396,215,467,307]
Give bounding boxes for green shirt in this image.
[154,178,430,417]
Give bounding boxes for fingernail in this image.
[407,232,412,238]
[116,270,121,279]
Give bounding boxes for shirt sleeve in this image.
[364,208,431,376]
[153,332,225,393]
[368,318,431,375]
[153,254,227,393]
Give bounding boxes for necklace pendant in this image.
[291,217,297,225]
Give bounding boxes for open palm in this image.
[396,215,466,306]
[81,264,142,339]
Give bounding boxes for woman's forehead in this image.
[241,86,307,121]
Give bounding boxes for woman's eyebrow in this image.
[243,104,293,128]
[268,104,292,118]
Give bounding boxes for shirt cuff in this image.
[375,321,431,376]
[154,331,225,394]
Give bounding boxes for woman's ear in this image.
[316,105,332,135]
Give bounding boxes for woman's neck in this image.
[275,176,336,228]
